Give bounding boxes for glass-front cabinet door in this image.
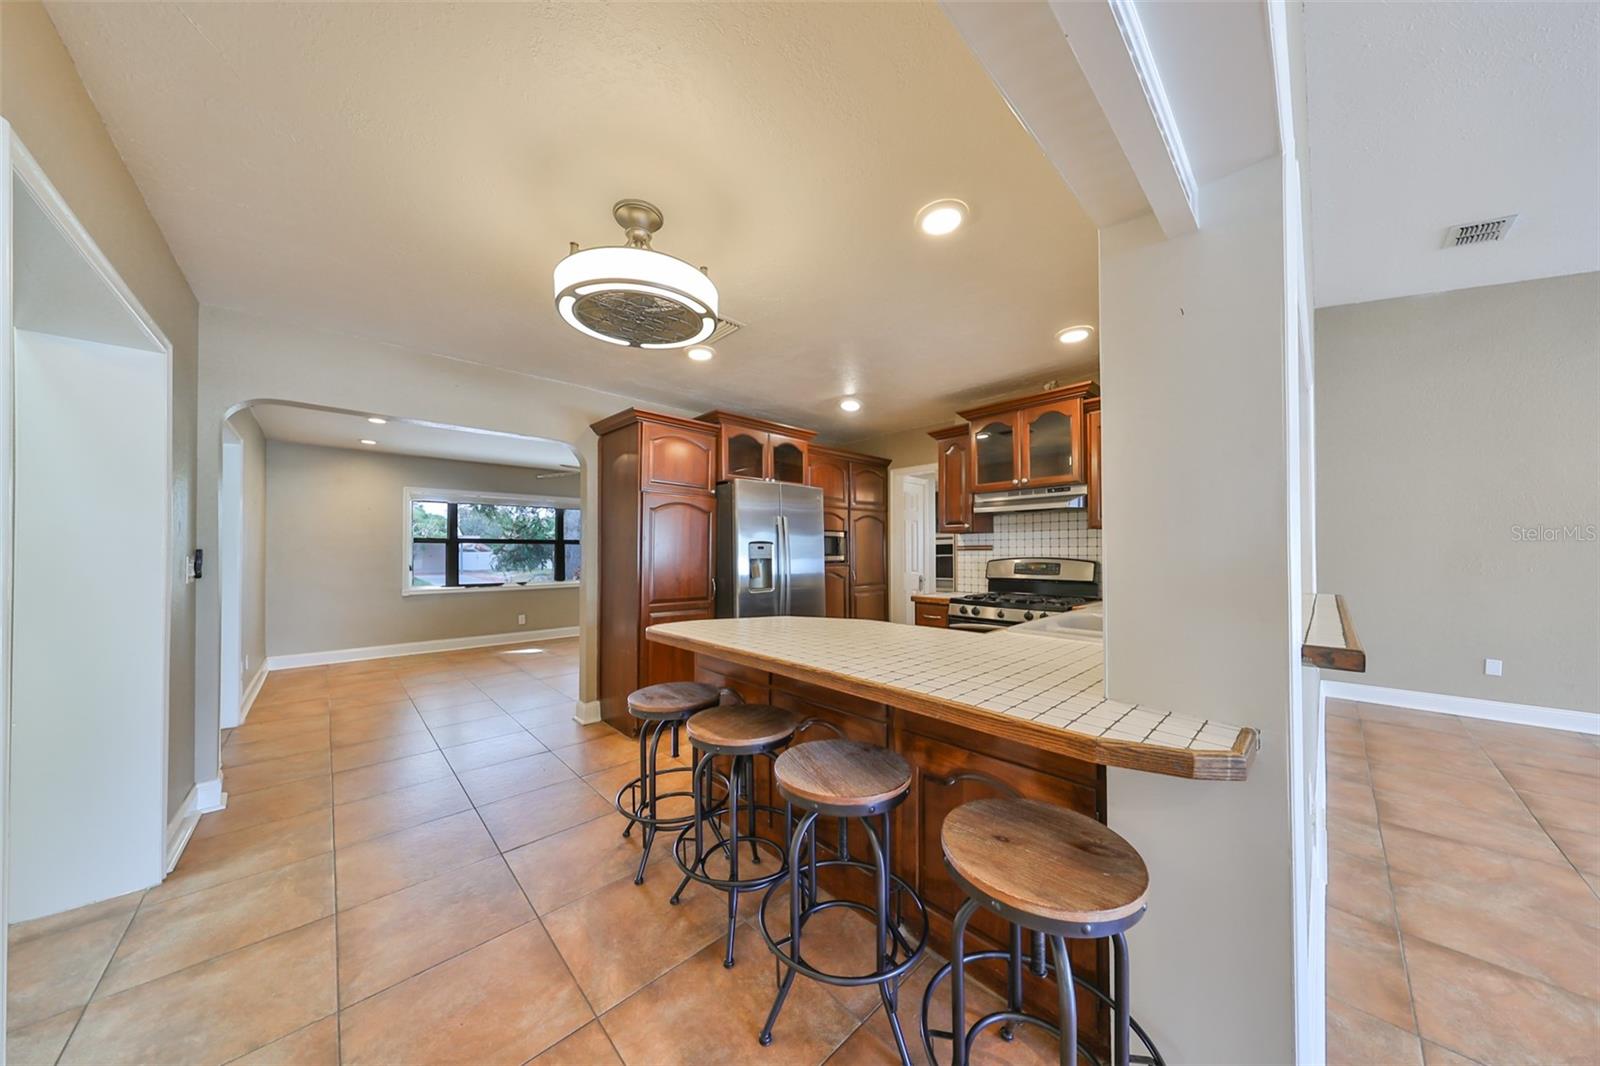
[1020,398,1084,486]
[971,415,1019,492]
[724,429,768,479]
[769,434,807,484]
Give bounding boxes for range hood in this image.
[973,484,1088,513]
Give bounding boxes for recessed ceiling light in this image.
[359,439,378,446]
[686,346,715,362]
[916,199,968,237]
[839,398,862,413]
[1056,325,1095,345]
[367,416,387,424]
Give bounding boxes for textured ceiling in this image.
[1304,1,1599,308]
[247,402,580,470]
[47,2,1103,438]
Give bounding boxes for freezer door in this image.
[778,482,826,617]
[716,479,783,618]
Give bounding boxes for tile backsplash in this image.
[954,509,1102,593]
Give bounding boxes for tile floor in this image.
[5,638,1053,1066]
[1323,699,1600,1065]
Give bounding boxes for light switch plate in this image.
[1484,658,1503,677]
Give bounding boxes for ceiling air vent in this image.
[1443,215,1517,248]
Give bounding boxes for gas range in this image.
[947,557,1100,630]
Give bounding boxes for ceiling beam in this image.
[1049,0,1199,236]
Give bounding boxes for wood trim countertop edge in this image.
[1302,593,1366,673]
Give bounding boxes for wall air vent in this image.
[1443,215,1517,248]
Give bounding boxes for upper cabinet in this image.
[1085,399,1102,529]
[959,381,1097,492]
[806,450,850,507]
[698,412,816,484]
[848,460,887,510]
[929,426,993,534]
[640,419,719,494]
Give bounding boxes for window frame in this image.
[402,486,581,595]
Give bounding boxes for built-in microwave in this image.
[823,530,847,563]
[934,534,955,591]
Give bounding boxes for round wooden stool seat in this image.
[942,797,1148,927]
[773,739,911,814]
[686,704,798,755]
[627,681,721,721]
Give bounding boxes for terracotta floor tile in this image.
[226,716,330,747]
[337,856,533,1004]
[417,700,506,728]
[486,685,571,714]
[1327,751,1370,782]
[99,853,333,997]
[229,1015,339,1065]
[1327,729,1367,758]
[222,729,331,770]
[1420,1040,1482,1066]
[544,872,727,1011]
[328,694,416,716]
[245,697,331,724]
[1329,819,1387,863]
[328,729,440,773]
[1326,997,1423,1066]
[1365,741,1503,782]
[327,679,410,705]
[441,731,547,773]
[411,686,492,713]
[329,706,428,748]
[1546,822,1600,874]
[1389,866,1600,999]
[7,906,136,1029]
[426,711,522,748]
[1367,762,1528,820]
[1514,786,1600,834]
[333,774,473,846]
[194,775,332,841]
[335,809,498,911]
[600,935,860,1065]
[1404,935,1600,1065]
[529,1019,623,1065]
[338,922,591,1066]
[148,809,332,904]
[1465,718,1599,758]
[1354,706,1469,736]
[1481,742,1600,780]
[1379,824,1600,927]
[824,1022,901,1066]
[1329,776,1380,827]
[226,749,332,797]
[873,950,1064,1066]
[456,750,579,807]
[477,779,612,852]
[1376,792,1568,865]
[520,710,598,740]
[1328,851,1394,926]
[1326,907,1414,1032]
[1498,764,1599,802]
[5,1006,81,1066]
[552,733,640,776]
[60,919,336,1066]
[331,749,453,804]
[9,890,142,947]
[503,814,667,913]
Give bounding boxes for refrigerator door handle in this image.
[776,514,789,614]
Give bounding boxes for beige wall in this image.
[1317,272,1600,713]
[2,2,202,818]
[838,423,948,469]
[263,440,581,657]
[230,408,268,686]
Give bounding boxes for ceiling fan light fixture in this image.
[686,346,715,362]
[553,200,720,349]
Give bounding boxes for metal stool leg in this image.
[1049,935,1077,1066]
[760,809,818,1046]
[1112,932,1132,1066]
[633,718,669,884]
[723,755,744,968]
[1001,922,1024,1041]
[946,897,978,1066]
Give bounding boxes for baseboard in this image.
[236,663,268,727]
[195,776,227,814]
[573,698,602,725]
[1322,681,1599,736]
[164,786,201,874]
[266,626,580,670]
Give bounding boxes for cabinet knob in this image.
[1021,478,1029,485]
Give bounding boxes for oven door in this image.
[934,535,954,592]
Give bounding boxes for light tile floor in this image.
[1324,699,1600,1065]
[5,638,1053,1066]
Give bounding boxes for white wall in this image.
[1098,158,1299,1064]
[236,409,268,687]
[10,330,168,920]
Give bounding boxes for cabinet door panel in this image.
[642,602,713,690]
[1086,407,1102,529]
[770,433,808,485]
[849,511,888,588]
[641,492,715,604]
[971,415,1020,492]
[850,585,887,621]
[642,422,718,493]
[824,563,850,619]
[848,461,888,510]
[724,429,768,480]
[807,453,850,507]
[1020,398,1084,486]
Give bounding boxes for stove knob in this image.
[995,610,1006,619]
[1024,611,1034,621]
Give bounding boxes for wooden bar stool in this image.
[669,704,799,967]
[758,739,928,1063]
[921,795,1165,1066]
[616,682,728,885]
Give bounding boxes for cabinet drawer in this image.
[914,602,949,627]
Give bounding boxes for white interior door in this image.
[900,474,932,623]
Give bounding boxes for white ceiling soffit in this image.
[246,402,580,471]
[45,2,1103,440]
[1305,2,1600,308]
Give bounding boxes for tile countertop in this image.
[647,617,1258,781]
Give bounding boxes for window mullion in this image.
[445,503,461,587]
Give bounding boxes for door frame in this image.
[887,463,938,624]
[2,124,175,1022]
[218,420,246,728]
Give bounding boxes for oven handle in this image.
[947,622,1007,633]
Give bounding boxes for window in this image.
[406,489,581,591]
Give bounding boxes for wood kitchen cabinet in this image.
[698,411,816,484]
[913,599,949,627]
[809,446,891,622]
[929,425,992,534]
[806,450,850,508]
[591,409,721,733]
[959,380,1097,492]
[1085,398,1102,529]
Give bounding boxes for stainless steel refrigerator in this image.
[715,480,826,618]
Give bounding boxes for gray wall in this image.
[3,2,202,820]
[230,409,269,688]
[1316,272,1600,714]
[264,440,581,657]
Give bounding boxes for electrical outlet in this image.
[517,613,527,626]
[1484,658,1503,677]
